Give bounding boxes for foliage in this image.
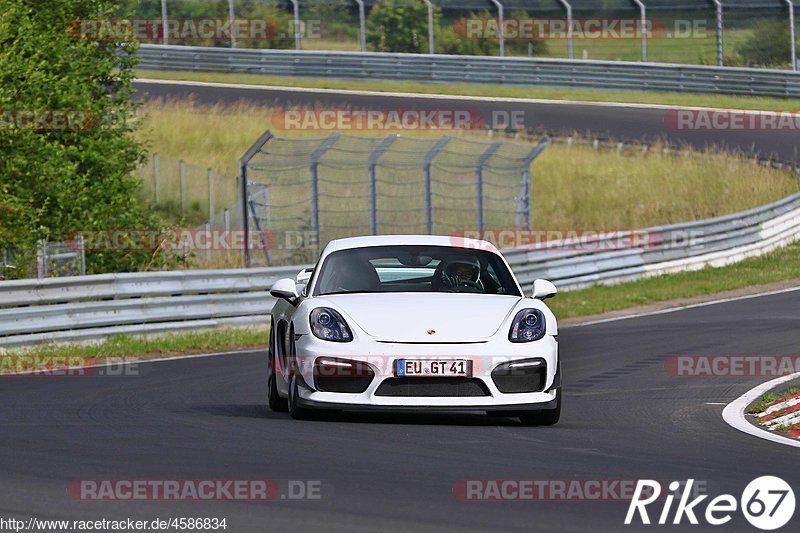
[737,20,795,67]
[0,0,169,276]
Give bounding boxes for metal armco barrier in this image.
[138,44,800,98]
[1,192,799,347]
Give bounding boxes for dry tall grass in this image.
[137,98,799,233]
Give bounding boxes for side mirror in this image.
[296,268,313,284]
[532,279,557,300]
[270,278,299,303]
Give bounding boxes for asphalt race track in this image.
[2,289,799,532]
[134,80,800,163]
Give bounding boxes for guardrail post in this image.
[476,142,502,232]
[423,136,452,234]
[153,153,160,204]
[423,0,435,54]
[558,0,574,59]
[787,1,797,71]
[179,160,186,211]
[309,133,341,253]
[713,0,724,66]
[489,0,505,57]
[228,0,236,48]
[515,137,552,229]
[160,0,168,46]
[207,168,214,223]
[632,0,647,61]
[355,0,367,52]
[368,135,398,235]
[290,0,301,50]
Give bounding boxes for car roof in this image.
[324,235,499,253]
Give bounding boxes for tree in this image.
[0,0,165,276]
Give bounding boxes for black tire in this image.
[267,322,288,412]
[518,390,561,426]
[288,374,314,420]
[286,331,315,420]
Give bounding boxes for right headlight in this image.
[310,307,353,342]
[508,309,546,343]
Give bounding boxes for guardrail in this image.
[138,44,800,98]
[1,191,799,348]
[0,267,308,348]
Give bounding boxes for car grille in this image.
[374,377,490,397]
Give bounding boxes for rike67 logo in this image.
[625,477,795,530]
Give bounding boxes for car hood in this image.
[319,293,521,343]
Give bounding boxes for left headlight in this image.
[310,307,353,342]
[508,309,546,343]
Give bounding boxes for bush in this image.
[366,0,433,53]
[737,20,796,67]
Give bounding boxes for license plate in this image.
[395,359,472,377]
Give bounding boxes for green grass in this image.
[550,240,800,320]
[137,69,800,112]
[749,387,800,415]
[0,328,268,372]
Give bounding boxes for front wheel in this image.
[267,322,287,412]
[518,390,561,426]
[288,373,314,420]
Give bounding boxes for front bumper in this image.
[291,333,560,410]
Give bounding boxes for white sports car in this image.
[267,235,561,425]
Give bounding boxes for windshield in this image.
[313,245,521,297]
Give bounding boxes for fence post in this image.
[37,239,47,279]
[207,168,214,223]
[160,0,168,46]
[423,0,435,54]
[355,0,367,52]
[179,160,186,211]
[79,235,86,276]
[713,0,723,66]
[558,0,574,60]
[368,135,398,235]
[476,142,502,232]
[632,0,647,61]
[153,153,160,204]
[228,0,236,48]
[423,136,452,235]
[489,0,505,57]
[515,137,552,229]
[787,0,797,71]
[290,0,301,50]
[309,133,341,254]
[238,130,275,267]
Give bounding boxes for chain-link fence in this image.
[239,131,550,267]
[0,239,86,280]
[136,153,240,227]
[125,1,797,68]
